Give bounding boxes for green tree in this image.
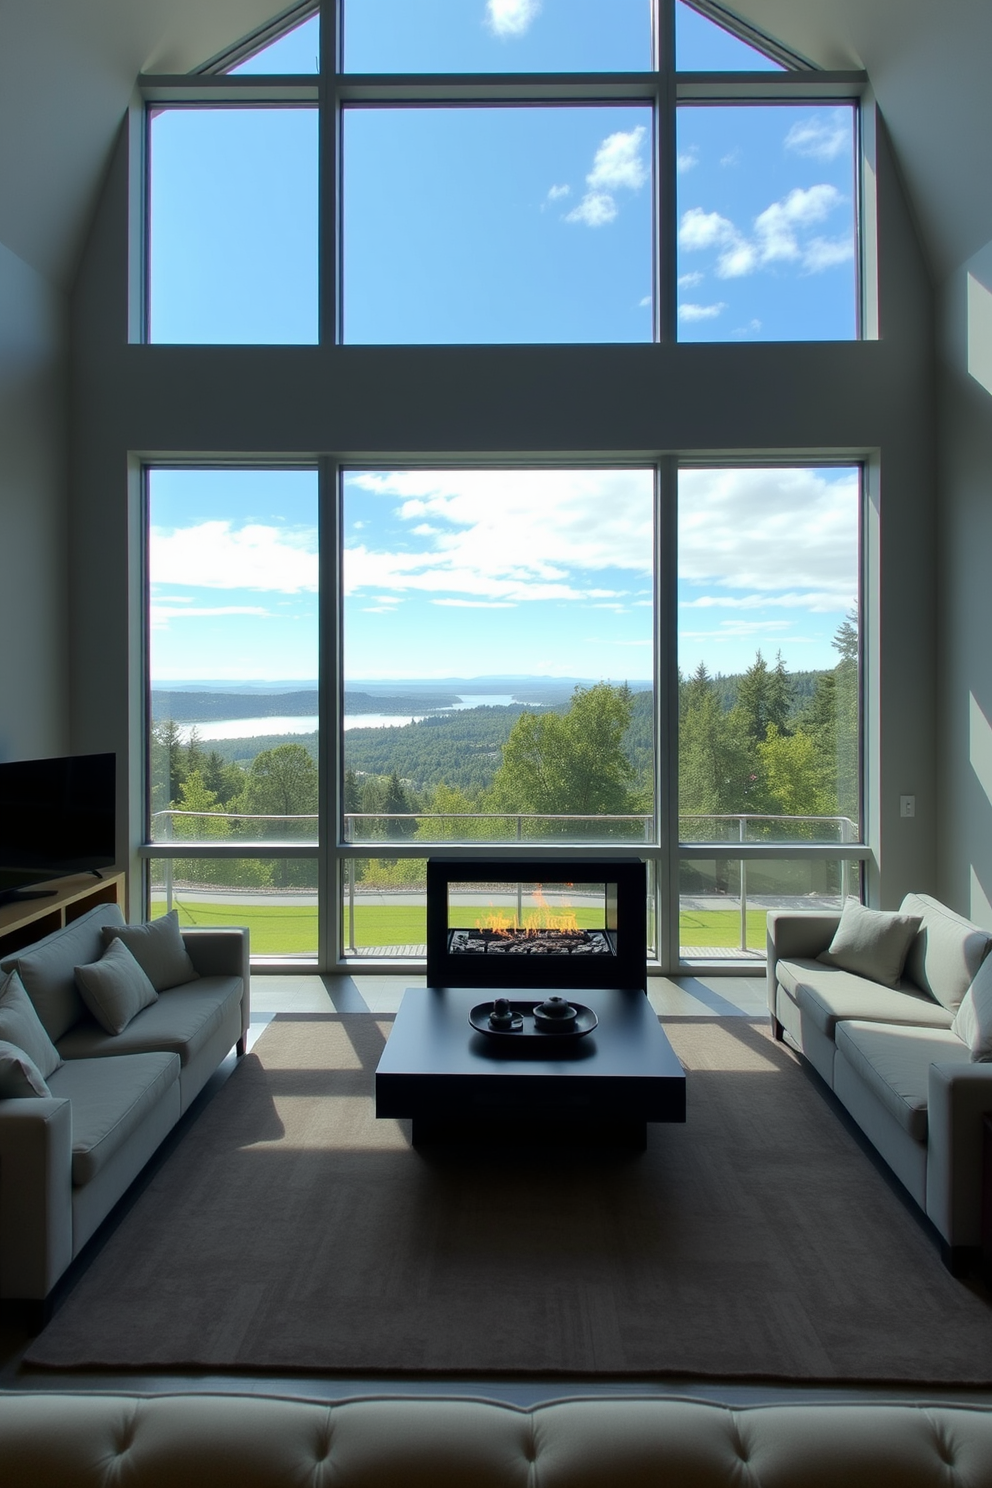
[238,743,318,828]
[416,781,481,842]
[235,744,319,886]
[203,749,245,807]
[488,683,636,827]
[759,725,833,831]
[149,718,186,815]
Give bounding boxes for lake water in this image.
[177,694,517,742]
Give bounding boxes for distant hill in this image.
[153,688,464,721]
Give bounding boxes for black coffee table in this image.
[375,986,686,1148]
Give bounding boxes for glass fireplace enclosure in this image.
[426,859,648,991]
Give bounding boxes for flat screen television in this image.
[0,752,116,907]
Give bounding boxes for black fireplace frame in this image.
[426,857,647,991]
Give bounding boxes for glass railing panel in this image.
[340,857,428,959]
[150,856,317,958]
[678,856,861,960]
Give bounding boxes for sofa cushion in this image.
[901,893,992,1013]
[0,1039,51,1098]
[834,1020,971,1142]
[817,901,922,987]
[102,911,199,992]
[1,903,126,1042]
[0,969,62,1079]
[951,953,992,1060]
[56,976,242,1067]
[777,959,953,1037]
[47,1051,180,1187]
[75,938,159,1036]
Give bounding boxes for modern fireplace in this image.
[425,857,647,991]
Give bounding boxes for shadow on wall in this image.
[969,693,992,924]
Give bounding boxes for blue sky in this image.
[148,463,859,687]
[148,469,319,683]
[149,1,856,346]
[343,469,655,681]
[146,7,859,688]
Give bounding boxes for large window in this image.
[147,468,319,960]
[677,464,861,957]
[139,2,871,971]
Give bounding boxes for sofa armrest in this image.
[765,911,841,1016]
[181,928,250,1047]
[925,1061,992,1249]
[0,1098,73,1301]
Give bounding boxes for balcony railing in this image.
[148,809,861,960]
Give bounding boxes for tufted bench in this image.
[3,1393,992,1487]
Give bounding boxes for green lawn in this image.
[152,896,318,956]
[154,896,769,955]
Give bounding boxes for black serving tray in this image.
[469,999,598,1042]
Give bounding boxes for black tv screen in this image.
[0,753,116,904]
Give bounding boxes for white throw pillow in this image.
[102,910,198,992]
[817,900,923,988]
[0,1039,51,1098]
[0,969,62,1079]
[951,954,992,1060]
[76,937,159,1035]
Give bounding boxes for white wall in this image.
[0,241,69,761]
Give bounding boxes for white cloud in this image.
[546,183,570,201]
[803,235,854,272]
[679,301,727,322]
[565,191,617,227]
[150,521,318,592]
[485,0,539,38]
[432,598,517,608]
[150,604,270,629]
[717,240,758,277]
[750,183,842,266]
[720,148,742,167]
[678,467,859,607]
[587,126,648,192]
[678,271,704,289]
[565,125,648,229]
[678,208,736,251]
[732,318,762,337]
[681,591,851,614]
[412,523,440,535]
[638,295,652,308]
[681,185,848,280]
[682,621,793,639]
[785,110,850,162]
[677,147,699,174]
[345,469,654,608]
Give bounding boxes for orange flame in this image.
[475,885,579,937]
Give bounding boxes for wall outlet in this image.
[900,795,916,818]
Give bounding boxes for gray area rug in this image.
[26,1013,992,1380]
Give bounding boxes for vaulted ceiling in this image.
[1,0,988,290]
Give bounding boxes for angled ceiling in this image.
[0,0,989,290]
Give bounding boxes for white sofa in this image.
[0,903,249,1306]
[2,1393,992,1488]
[767,892,992,1273]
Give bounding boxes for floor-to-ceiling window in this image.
[139,0,869,971]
